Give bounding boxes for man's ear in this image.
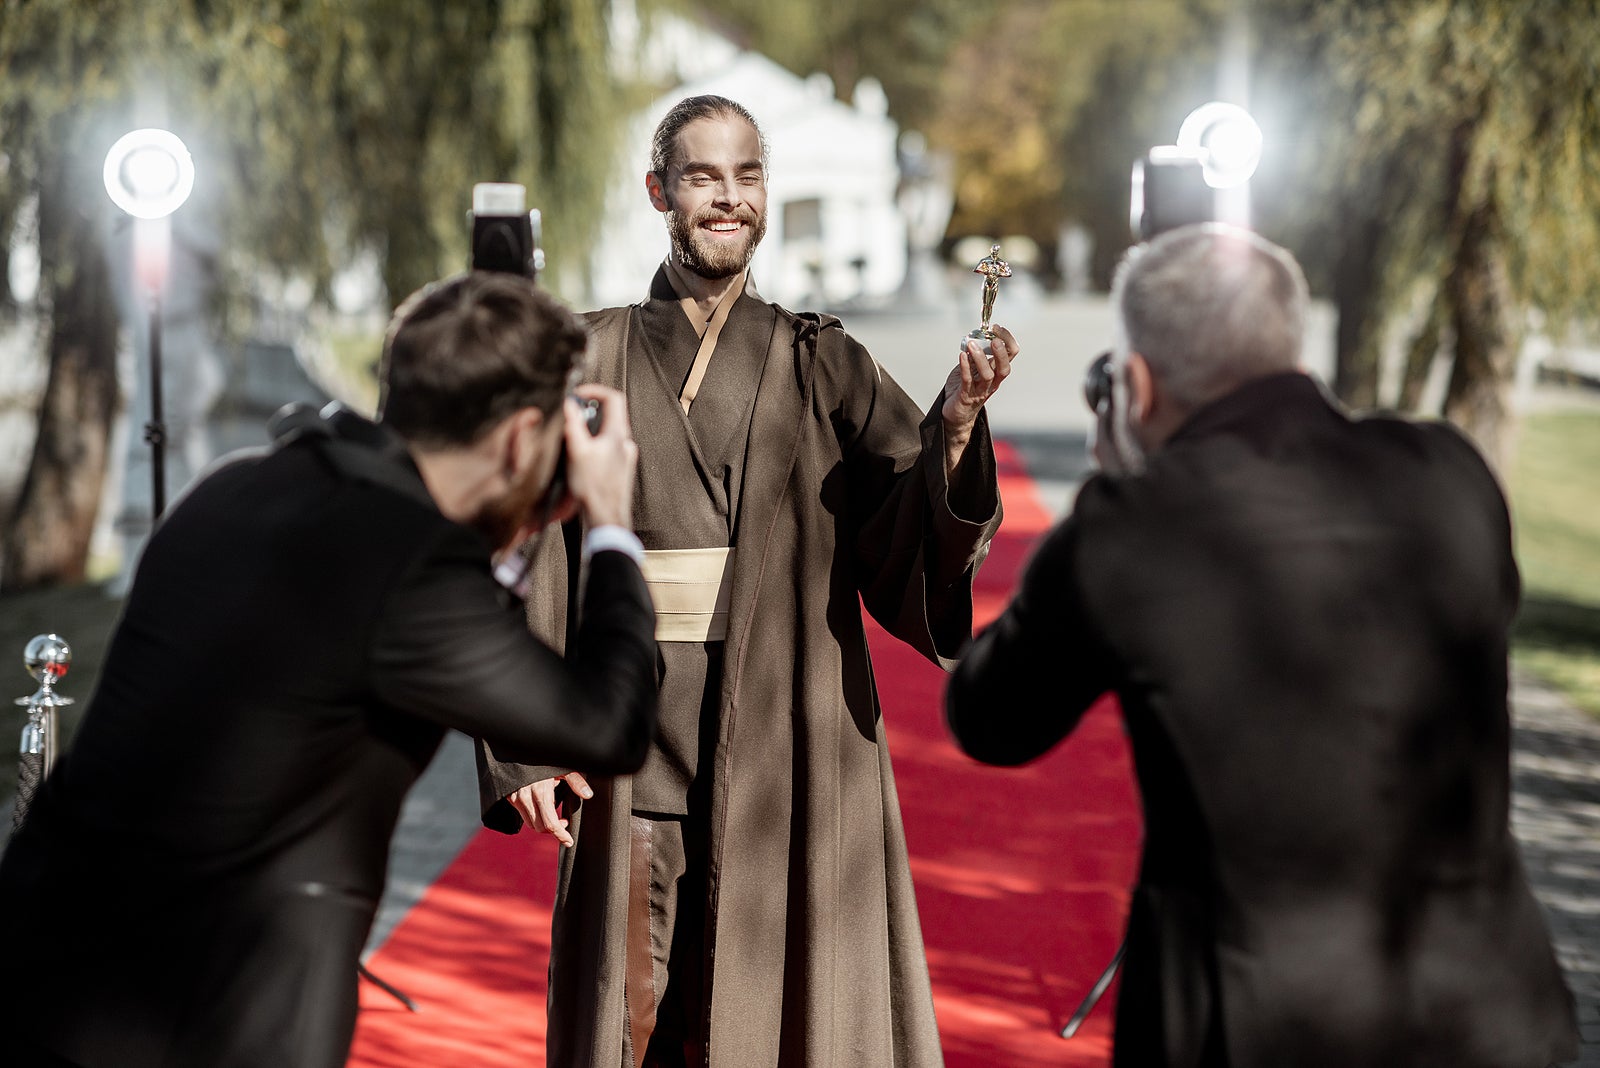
[645,171,670,214]
[1125,352,1156,426]
[503,407,548,479]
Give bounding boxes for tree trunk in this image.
[1,146,121,592]
[1330,226,1382,408]
[1328,161,1410,410]
[1396,285,1446,413]
[1442,191,1518,473]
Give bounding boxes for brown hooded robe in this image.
[478,273,1001,1067]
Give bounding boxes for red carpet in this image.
[348,441,1143,1067]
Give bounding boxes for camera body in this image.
[1129,149,1214,243]
[470,183,545,280]
[469,182,602,516]
[1084,351,1113,415]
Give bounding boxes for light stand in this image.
[97,127,421,1017]
[138,231,171,516]
[103,128,195,521]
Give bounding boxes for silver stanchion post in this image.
[12,634,74,832]
[5,632,420,1012]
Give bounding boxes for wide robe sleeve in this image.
[820,325,1002,668]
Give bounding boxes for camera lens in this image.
[580,397,603,436]
[1083,351,1113,413]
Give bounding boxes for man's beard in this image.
[666,202,767,280]
[471,461,549,552]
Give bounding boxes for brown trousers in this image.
[625,812,710,1068]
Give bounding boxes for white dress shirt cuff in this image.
[582,525,645,565]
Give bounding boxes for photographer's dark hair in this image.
[649,95,769,177]
[378,272,587,447]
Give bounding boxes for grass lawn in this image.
[1508,404,1600,718]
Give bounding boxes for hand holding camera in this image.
[1083,350,1136,476]
[559,385,636,530]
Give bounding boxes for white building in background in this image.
[591,6,908,310]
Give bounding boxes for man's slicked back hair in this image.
[649,95,769,177]
[378,271,588,448]
[1112,223,1309,411]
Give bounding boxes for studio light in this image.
[103,127,197,521]
[1176,102,1263,190]
[103,128,195,220]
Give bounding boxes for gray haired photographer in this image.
[947,223,1579,1068]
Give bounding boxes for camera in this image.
[1084,350,1113,415]
[469,181,601,432]
[1129,149,1213,242]
[469,183,602,511]
[548,396,605,507]
[470,183,545,280]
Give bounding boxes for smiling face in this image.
[647,113,769,280]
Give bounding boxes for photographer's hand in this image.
[508,772,593,848]
[1089,400,1128,475]
[564,386,637,530]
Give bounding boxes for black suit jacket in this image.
[0,408,657,1068]
[947,374,1578,1068]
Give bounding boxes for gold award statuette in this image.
[966,243,1012,355]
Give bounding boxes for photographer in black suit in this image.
[0,272,658,1068]
[947,225,1578,1068]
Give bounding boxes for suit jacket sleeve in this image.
[945,497,1118,765]
[824,326,1003,668]
[470,519,597,830]
[370,523,656,781]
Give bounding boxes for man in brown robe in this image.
[477,94,1017,1068]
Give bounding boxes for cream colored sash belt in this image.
[640,547,735,642]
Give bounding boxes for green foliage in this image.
[695,0,1600,361]
[1256,0,1600,421]
[0,0,141,298]
[223,0,634,304]
[929,1,1223,249]
[693,0,1231,283]
[1,0,632,311]
[691,0,977,130]
[0,0,633,586]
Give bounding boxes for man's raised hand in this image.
[564,385,638,530]
[941,326,1019,477]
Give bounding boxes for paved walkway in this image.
[1511,673,1600,1066]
